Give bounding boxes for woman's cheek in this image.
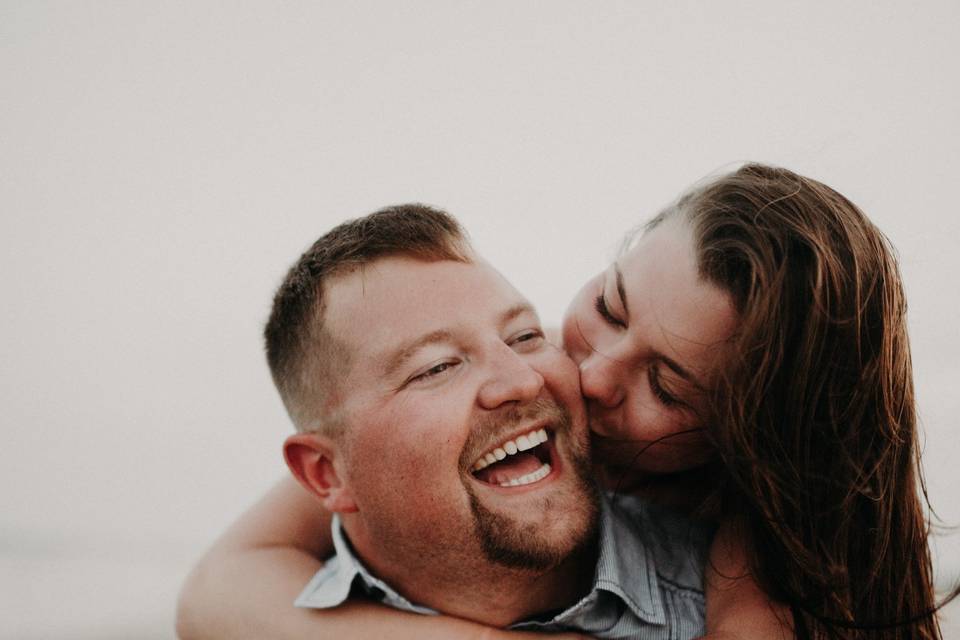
[623,395,697,444]
[623,406,669,442]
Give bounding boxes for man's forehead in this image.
[322,256,534,356]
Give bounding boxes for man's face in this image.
[324,256,597,574]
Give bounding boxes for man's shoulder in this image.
[605,493,715,594]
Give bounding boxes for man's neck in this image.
[346,524,598,627]
[435,544,596,627]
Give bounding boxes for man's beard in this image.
[461,399,600,571]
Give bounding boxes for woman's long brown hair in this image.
[660,164,943,638]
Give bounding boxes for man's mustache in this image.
[459,398,571,472]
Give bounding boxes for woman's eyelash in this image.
[649,366,679,407]
[594,294,626,328]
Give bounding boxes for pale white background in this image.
[2,2,958,638]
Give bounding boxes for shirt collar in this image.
[295,492,667,626]
[593,491,666,623]
[294,514,436,615]
[522,491,666,629]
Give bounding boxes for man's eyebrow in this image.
[383,329,455,378]
[614,264,629,316]
[501,302,537,325]
[382,303,536,379]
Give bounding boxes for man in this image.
[261,203,709,638]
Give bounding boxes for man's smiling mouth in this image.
[470,428,555,488]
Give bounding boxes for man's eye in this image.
[594,294,626,328]
[410,361,459,383]
[512,330,543,344]
[509,329,544,350]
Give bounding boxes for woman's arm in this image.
[701,520,794,640]
[176,477,331,639]
[175,477,586,640]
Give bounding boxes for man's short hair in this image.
[264,204,472,435]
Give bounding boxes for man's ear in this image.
[283,433,358,513]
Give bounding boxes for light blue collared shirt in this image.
[296,493,713,640]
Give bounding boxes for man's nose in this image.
[477,343,545,409]
[578,352,625,408]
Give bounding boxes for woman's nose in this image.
[578,353,625,408]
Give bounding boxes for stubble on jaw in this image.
[461,401,600,571]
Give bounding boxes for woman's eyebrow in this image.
[656,352,713,394]
[614,264,629,315]
[659,354,693,382]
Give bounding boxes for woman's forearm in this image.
[175,477,586,640]
[176,477,334,638]
[177,542,325,639]
[177,543,547,640]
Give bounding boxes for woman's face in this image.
[562,216,738,475]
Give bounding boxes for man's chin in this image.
[465,471,600,571]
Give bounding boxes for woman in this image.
[178,164,943,639]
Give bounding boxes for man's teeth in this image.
[472,428,549,472]
[500,462,551,487]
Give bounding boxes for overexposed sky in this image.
[2,2,958,637]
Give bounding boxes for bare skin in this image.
[177,222,794,638]
[177,476,791,640]
[178,355,792,638]
[176,478,588,640]
[705,521,793,640]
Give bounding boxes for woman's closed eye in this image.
[594,294,626,328]
[648,364,680,408]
